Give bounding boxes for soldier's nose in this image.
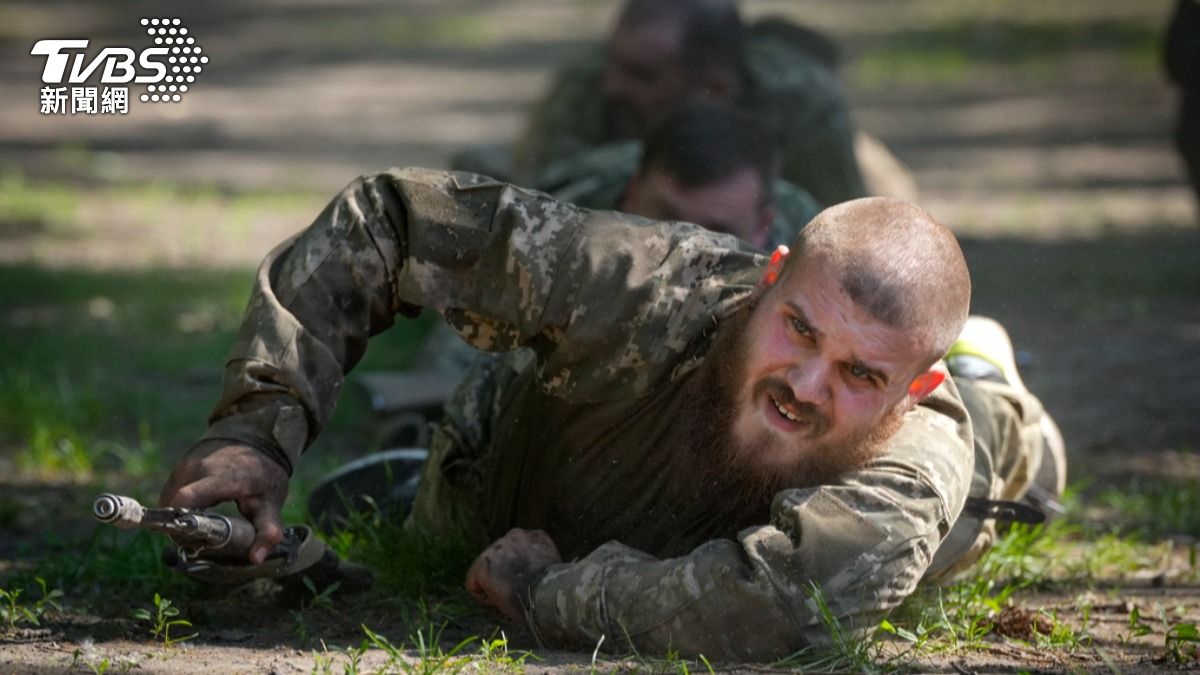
[786,362,831,406]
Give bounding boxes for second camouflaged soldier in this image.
[159,168,1059,660]
[511,0,867,207]
[535,103,822,251]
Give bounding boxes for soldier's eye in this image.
[845,363,881,388]
[790,317,812,337]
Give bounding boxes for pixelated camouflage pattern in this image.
[201,168,1040,660]
[923,378,1046,582]
[512,20,866,207]
[418,137,824,380]
[532,140,823,249]
[525,373,978,660]
[204,167,760,467]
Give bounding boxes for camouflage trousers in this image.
[924,377,1050,582]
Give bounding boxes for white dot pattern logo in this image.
[141,17,206,104]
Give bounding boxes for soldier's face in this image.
[621,167,772,249]
[726,251,928,479]
[603,21,693,137]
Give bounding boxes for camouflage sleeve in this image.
[201,168,758,471]
[529,375,973,661]
[512,51,610,180]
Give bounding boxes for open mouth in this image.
[766,394,812,434]
[771,395,804,423]
[762,390,827,438]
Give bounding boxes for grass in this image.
[0,172,81,236]
[775,583,891,673]
[852,18,1164,87]
[0,260,436,605]
[131,592,198,646]
[12,527,196,602]
[1,192,1196,669]
[0,171,323,254]
[323,504,474,602]
[2,257,1195,667]
[0,577,63,633]
[864,488,1198,668]
[323,624,537,674]
[1095,476,1200,539]
[360,622,480,675]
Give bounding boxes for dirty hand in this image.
[159,440,289,565]
[465,528,562,622]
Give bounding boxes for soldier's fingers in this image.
[521,529,560,559]
[158,455,207,506]
[465,557,494,607]
[168,475,246,510]
[158,473,184,507]
[244,497,284,565]
[465,571,486,602]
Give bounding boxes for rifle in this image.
[91,493,372,590]
[93,492,259,561]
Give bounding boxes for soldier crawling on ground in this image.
[159,166,1065,660]
[459,0,873,207]
[534,101,822,251]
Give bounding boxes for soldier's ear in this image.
[905,370,945,406]
[760,245,789,287]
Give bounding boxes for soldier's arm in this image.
[165,167,756,560]
[528,386,973,661]
[193,167,757,476]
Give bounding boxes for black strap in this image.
[962,497,1047,524]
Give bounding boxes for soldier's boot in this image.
[946,316,1067,513]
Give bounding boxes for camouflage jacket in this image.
[513,20,867,207]
[201,168,973,661]
[533,140,824,249]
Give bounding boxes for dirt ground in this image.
[1,0,1198,672]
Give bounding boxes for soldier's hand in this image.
[159,440,289,565]
[465,528,562,622]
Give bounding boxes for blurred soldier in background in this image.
[459,0,885,206]
[536,103,821,251]
[1166,0,1200,207]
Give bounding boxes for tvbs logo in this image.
[32,17,207,113]
[33,40,169,85]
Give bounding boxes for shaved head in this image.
[785,197,971,364]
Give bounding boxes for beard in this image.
[683,296,907,510]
